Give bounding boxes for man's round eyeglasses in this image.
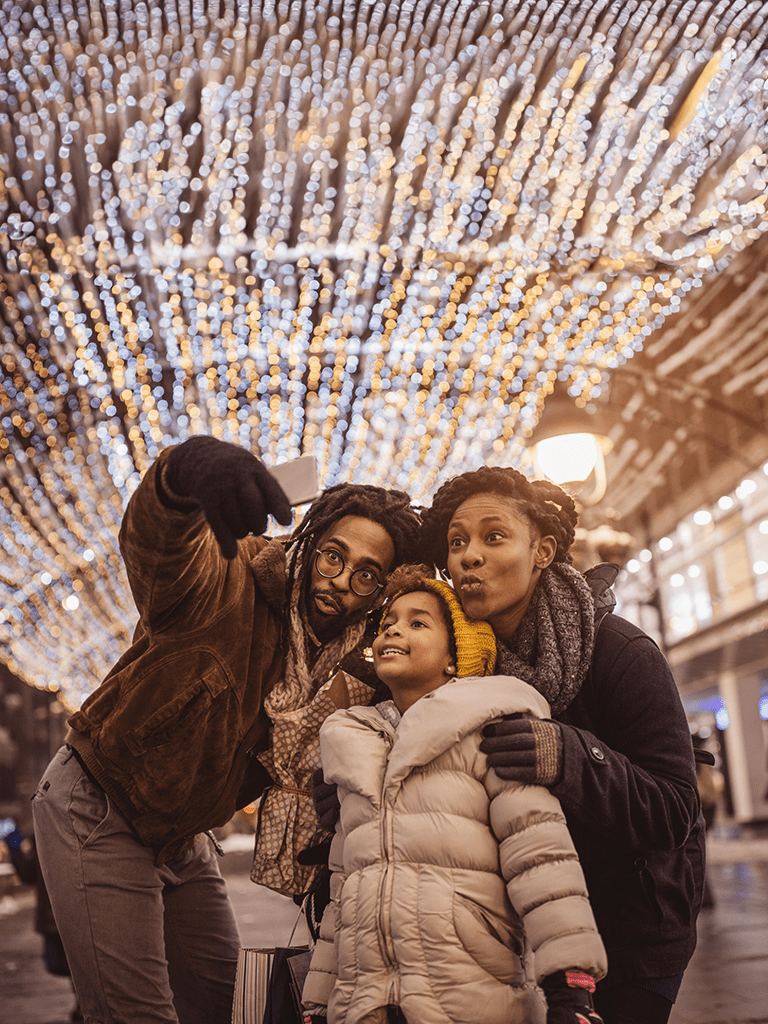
[315,549,384,597]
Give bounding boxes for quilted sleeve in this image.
[486,774,608,984]
[302,829,344,1011]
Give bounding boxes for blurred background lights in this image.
[715,707,730,731]
[639,549,652,563]
[626,559,641,573]
[62,595,80,611]
[753,561,768,576]
[658,537,674,552]
[736,478,758,499]
[718,495,734,510]
[1,0,768,706]
[759,521,768,535]
[693,510,713,526]
[688,565,701,578]
[671,574,686,588]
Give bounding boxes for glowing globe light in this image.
[533,434,602,487]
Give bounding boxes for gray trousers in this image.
[32,746,241,1024]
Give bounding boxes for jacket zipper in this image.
[377,779,399,1005]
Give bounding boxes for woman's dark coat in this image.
[552,608,704,985]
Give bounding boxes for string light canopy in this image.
[2,0,768,707]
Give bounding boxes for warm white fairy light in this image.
[2,0,768,705]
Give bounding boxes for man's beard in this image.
[304,584,347,642]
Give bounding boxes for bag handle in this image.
[285,896,308,948]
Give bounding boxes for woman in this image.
[418,466,705,1024]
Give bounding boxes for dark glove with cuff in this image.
[542,970,604,1024]
[311,767,341,832]
[480,713,563,785]
[162,436,292,558]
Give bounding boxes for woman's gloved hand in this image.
[162,436,292,558]
[480,713,563,785]
[541,970,604,1024]
[311,767,340,831]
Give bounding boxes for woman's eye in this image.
[411,619,426,628]
[487,531,505,542]
[448,536,464,548]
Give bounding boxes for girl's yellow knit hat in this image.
[379,567,497,678]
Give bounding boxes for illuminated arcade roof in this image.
[1,0,767,704]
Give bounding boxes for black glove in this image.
[542,970,604,1024]
[480,713,563,785]
[163,436,292,558]
[311,767,340,832]
[297,839,332,866]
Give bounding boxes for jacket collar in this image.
[250,536,291,611]
[334,676,552,792]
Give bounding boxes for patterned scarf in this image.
[496,562,596,716]
[263,547,367,717]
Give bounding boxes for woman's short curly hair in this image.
[419,466,579,570]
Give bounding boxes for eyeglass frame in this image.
[314,548,385,597]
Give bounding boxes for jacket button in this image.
[590,745,605,760]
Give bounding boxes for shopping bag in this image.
[230,946,311,1024]
[231,899,310,1024]
[231,947,275,1024]
[263,947,313,1024]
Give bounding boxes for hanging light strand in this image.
[2,0,768,703]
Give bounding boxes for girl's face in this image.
[445,493,556,641]
[372,591,456,713]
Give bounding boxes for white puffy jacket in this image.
[303,675,607,1024]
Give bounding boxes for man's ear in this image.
[534,534,557,569]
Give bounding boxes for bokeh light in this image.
[2,1,768,704]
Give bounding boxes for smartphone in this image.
[268,454,319,507]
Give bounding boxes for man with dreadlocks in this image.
[31,435,420,1024]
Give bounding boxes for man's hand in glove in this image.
[311,767,340,832]
[480,713,563,786]
[542,970,604,1024]
[162,436,293,558]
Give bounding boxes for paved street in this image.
[1,825,767,1024]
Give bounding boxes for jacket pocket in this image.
[124,669,228,757]
[452,892,525,984]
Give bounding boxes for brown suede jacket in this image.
[67,449,288,860]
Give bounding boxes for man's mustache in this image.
[312,589,343,613]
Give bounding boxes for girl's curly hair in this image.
[419,467,578,570]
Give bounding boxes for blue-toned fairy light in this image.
[1,0,768,706]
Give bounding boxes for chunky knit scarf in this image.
[497,562,596,716]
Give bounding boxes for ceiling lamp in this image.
[529,388,613,505]
[2,0,768,706]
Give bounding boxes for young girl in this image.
[303,565,606,1024]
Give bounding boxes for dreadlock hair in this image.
[285,482,421,598]
[419,467,579,572]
